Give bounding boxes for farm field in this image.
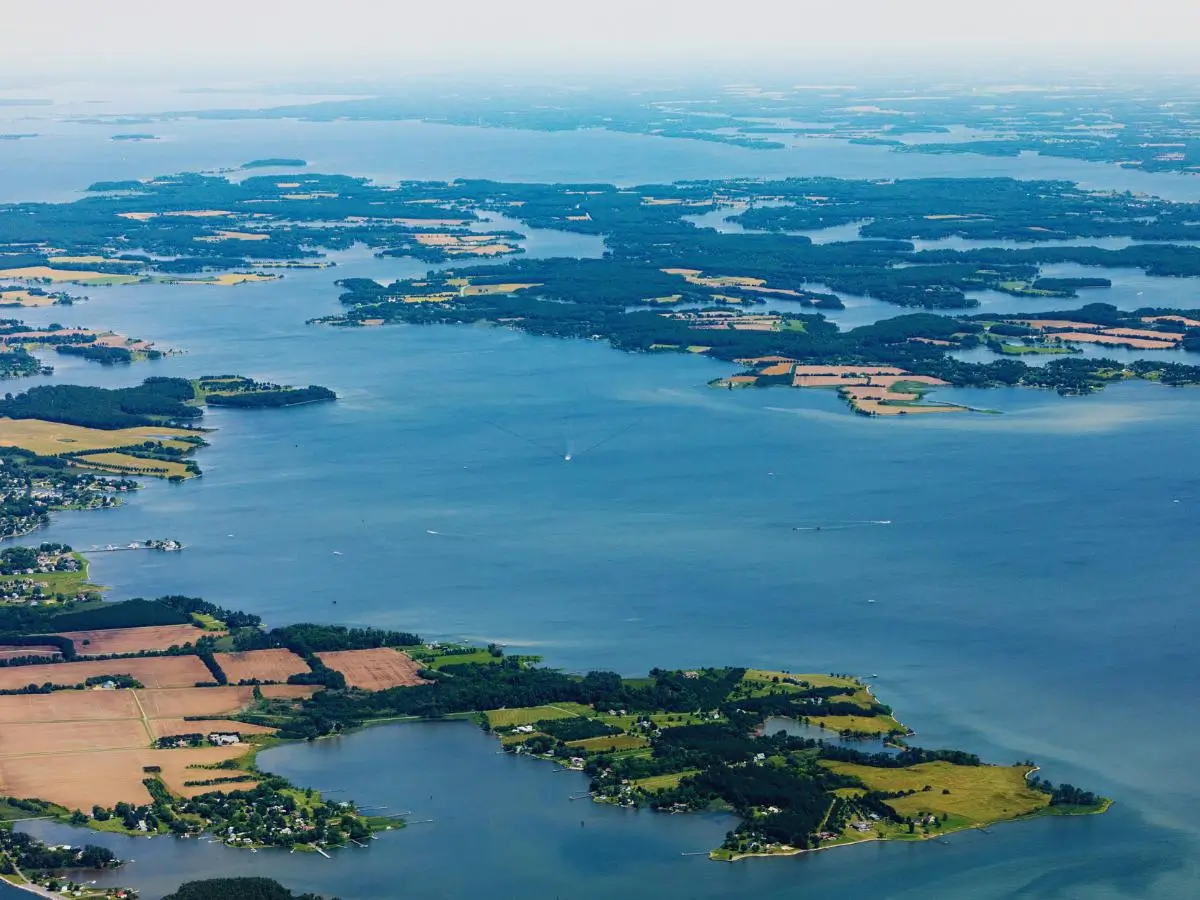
[484,703,595,728]
[0,266,141,285]
[0,744,250,809]
[0,289,57,306]
[259,684,318,700]
[148,718,277,739]
[132,686,258,718]
[0,683,274,809]
[0,720,148,755]
[57,624,213,656]
[0,690,139,723]
[215,648,309,683]
[0,655,212,691]
[820,760,1050,826]
[0,417,196,455]
[566,734,649,752]
[0,646,61,661]
[72,452,194,479]
[316,647,427,689]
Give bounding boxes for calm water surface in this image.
[2,93,1199,899]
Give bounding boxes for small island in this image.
[240,159,307,169]
[110,134,158,142]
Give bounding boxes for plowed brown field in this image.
[215,649,310,683]
[316,648,428,690]
[0,656,212,690]
[58,625,215,656]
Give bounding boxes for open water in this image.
[2,87,1200,899]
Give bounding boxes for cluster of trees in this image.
[0,347,46,379]
[0,596,197,638]
[159,595,262,629]
[533,716,621,742]
[0,828,116,873]
[233,623,420,654]
[1028,775,1102,808]
[162,878,333,900]
[55,344,135,365]
[204,385,336,409]
[0,377,201,429]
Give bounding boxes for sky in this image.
[5,0,1200,81]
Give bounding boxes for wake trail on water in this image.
[792,520,892,532]
[485,414,646,461]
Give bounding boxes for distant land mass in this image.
[241,158,307,169]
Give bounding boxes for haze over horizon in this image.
[6,0,1200,83]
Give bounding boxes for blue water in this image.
[3,91,1200,898]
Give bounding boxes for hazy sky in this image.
[8,0,1200,80]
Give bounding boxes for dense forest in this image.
[162,878,332,900]
[0,377,200,429]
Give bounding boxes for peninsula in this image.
[0,376,336,482]
[0,595,1107,898]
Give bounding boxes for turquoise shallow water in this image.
[2,100,1200,898]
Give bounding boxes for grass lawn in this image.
[191,612,226,630]
[808,713,904,735]
[632,770,699,792]
[566,734,649,752]
[421,650,502,669]
[0,557,104,601]
[485,703,594,728]
[997,343,1071,355]
[821,760,1049,826]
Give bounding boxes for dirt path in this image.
[131,689,153,743]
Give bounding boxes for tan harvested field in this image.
[0,720,149,755]
[0,750,156,808]
[734,355,796,365]
[460,282,540,296]
[0,743,252,809]
[58,624,212,656]
[133,686,257,719]
[259,684,318,700]
[0,681,277,808]
[215,649,310,683]
[194,230,270,242]
[316,648,428,690]
[0,655,212,691]
[73,452,194,479]
[0,417,195,456]
[148,718,277,739]
[794,375,869,387]
[47,256,119,265]
[117,210,232,220]
[1049,331,1175,349]
[1144,314,1200,328]
[0,289,57,307]
[0,266,140,285]
[1013,319,1103,332]
[0,690,139,723]
[759,363,794,376]
[793,365,906,376]
[1104,327,1185,341]
[175,273,278,286]
[0,646,60,661]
